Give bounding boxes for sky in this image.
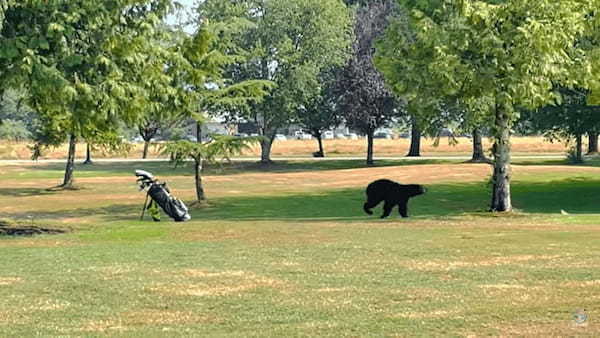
[165,0,197,33]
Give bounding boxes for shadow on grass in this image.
[11,159,454,180]
[512,177,600,214]
[0,188,57,197]
[5,178,600,222]
[192,178,600,219]
[5,204,138,222]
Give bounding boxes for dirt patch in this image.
[0,220,67,236]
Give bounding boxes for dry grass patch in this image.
[0,137,568,160]
[474,321,599,336]
[170,222,335,246]
[402,254,562,272]
[392,309,460,319]
[0,277,22,285]
[0,238,74,248]
[149,269,288,297]
[85,265,136,280]
[122,309,219,326]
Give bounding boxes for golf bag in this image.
[135,170,191,222]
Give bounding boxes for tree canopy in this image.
[376,0,600,211]
[197,0,353,163]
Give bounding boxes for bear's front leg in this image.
[381,201,394,218]
[398,201,409,218]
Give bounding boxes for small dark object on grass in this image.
[0,221,66,236]
[135,170,191,222]
[363,179,426,218]
[312,151,324,158]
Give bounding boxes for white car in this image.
[274,134,287,141]
[295,131,313,140]
[323,131,334,139]
[346,133,358,140]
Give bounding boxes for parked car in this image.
[234,133,248,138]
[346,133,359,140]
[335,133,347,139]
[294,131,312,140]
[274,134,287,141]
[373,131,392,139]
[323,131,334,140]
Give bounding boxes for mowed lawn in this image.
[1,160,600,336]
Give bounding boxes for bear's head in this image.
[406,184,426,197]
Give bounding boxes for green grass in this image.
[0,160,599,336]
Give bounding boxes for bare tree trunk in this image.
[587,131,598,154]
[314,132,324,157]
[196,121,202,143]
[83,143,93,165]
[61,134,77,188]
[194,158,206,202]
[142,140,150,159]
[575,133,583,163]
[366,129,374,165]
[490,107,512,212]
[260,133,275,164]
[407,118,421,157]
[470,128,489,162]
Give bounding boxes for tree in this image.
[163,136,261,202]
[524,88,600,163]
[0,119,30,141]
[335,0,403,165]
[377,0,599,211]
[0,88,37,131]
[296,70,342,157]
[0,0,175,187]
[197,0,353,163]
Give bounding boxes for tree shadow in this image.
[15,159,454,180]
[0,188,58,197]
[4,178,597,224]
[511,178,600,214]
[4,204,139,222]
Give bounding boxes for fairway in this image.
[1,160,600,336]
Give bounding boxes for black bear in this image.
[363,179,426,218]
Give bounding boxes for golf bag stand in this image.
[135,170,191,222]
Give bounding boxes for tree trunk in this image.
[587,131,598,154]
[196,121,202,143]
[407,118,421,157]
[142,140,150,159]
[470,128,489,162]
[61,134,77,188]
[366,129,374,165]
[490,107,512,212]
[194,158,206,202]
[575,133,583,163]
[260,134,275,164]
[83,143,93,165]
[314,132,325,157]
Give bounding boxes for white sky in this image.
[165,0,197,33]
